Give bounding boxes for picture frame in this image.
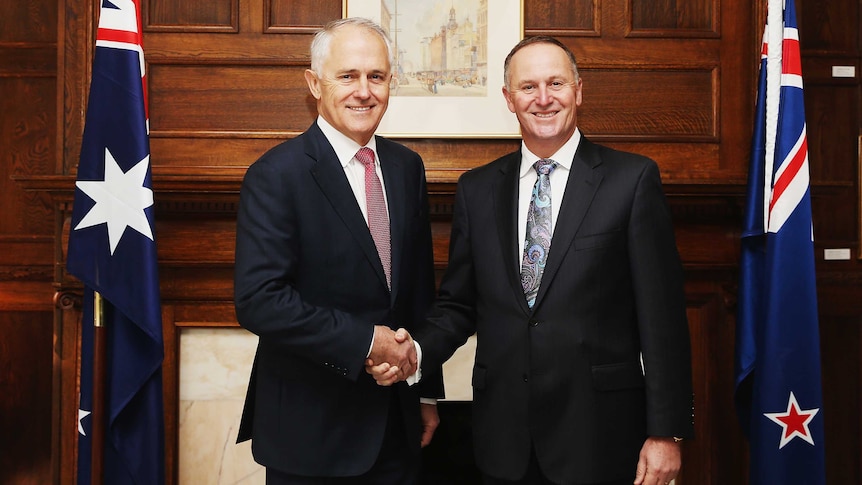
[344,0,523,138]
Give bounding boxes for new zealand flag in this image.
[735,0,826,483]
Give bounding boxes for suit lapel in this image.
[306,124,389,291]
[493,152,533,314]
[534,138,603,307]
[378,138,404,302]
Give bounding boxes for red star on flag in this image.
[764,391,819,449]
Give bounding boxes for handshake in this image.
[365,325,418,386]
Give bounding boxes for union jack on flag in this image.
[734,0,826,483]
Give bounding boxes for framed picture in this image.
[344,0,523,138]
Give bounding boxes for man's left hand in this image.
[420,403,439,447]
[365,359,402,386]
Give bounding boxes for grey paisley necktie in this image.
[520,158,557,307]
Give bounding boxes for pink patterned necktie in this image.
[355,147,391,288]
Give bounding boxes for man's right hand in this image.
[367,326,417,382]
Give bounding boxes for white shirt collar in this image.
[519,128,582,177]
[317,115,379,168]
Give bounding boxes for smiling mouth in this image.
[349,106,374,112]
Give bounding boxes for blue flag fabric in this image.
[68,1,165,483]
[77,289,95,485]
[734,1,826,483]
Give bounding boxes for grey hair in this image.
[310,18,394,76]
[503,36,579,89]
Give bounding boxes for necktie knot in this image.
[356,147,375,167]
[534,158,557,176]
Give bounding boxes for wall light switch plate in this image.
[823,248,851,260]
[832,66,856,78]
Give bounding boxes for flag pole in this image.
[91,291,107,485]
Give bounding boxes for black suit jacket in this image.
[417,137,694,483]
[234,122,441,477]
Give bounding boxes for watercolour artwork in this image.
[345,0,522,137]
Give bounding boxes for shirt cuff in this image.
[365,326,375,358]
[406,339,423,386]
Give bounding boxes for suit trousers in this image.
[481,445,633,485]
[265,390,418,485]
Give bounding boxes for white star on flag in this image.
[74,148,154,254]
[78,408,91,436]
[764,391,819,449]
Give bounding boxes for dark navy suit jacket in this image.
[234,122,441,477]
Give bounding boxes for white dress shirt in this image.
[516,128,581,265]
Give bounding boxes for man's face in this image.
[305,25,391,145]
[503,42,582,157]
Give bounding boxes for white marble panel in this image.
[441,334,477,401]
[179,327,258,401]
[179,327,264,484]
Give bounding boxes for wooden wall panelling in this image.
[680,280,747,485]
[0,311,55,484]
[147,64,317,133]
[714,0,758,182]
[60,0,92,178]
[0,0,59,483]
[799,53,861,253]
[797,0,859,54]
[146,0,238,32]
[817,270,862,483]
[816,275,862,484]
[819,312,862,484]
[797,0,862,481]
[630,0,717,35]
[797,0,861,253]
[576,68,717,139]
[804,80,858,183]
[524,0,599,35]
[155,207,238,304]
[55,290,83,485]
[266,0,344,32]
[0,14,56,239]
[667,191,744,485]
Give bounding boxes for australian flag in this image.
[734,0,826,483]
[67,1,165,483]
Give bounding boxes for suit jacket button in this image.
[529,319,539,327]
[522,374,529,382]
